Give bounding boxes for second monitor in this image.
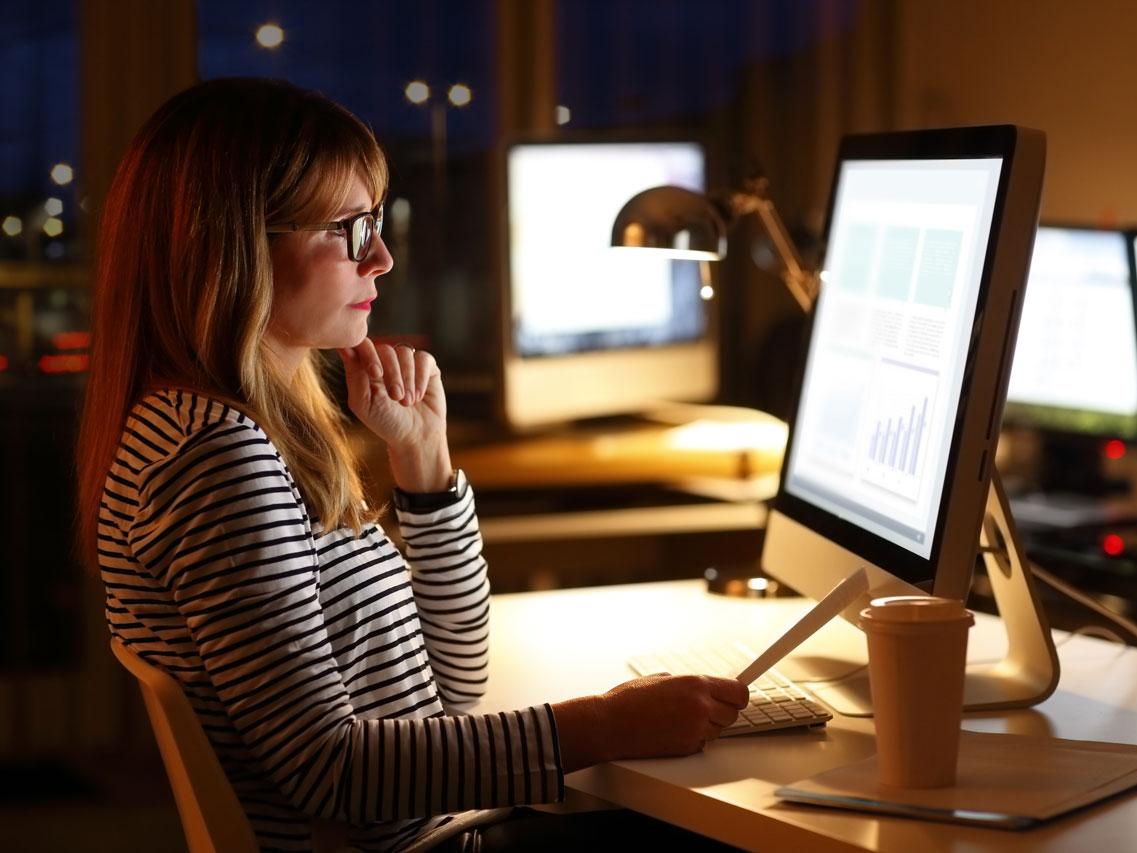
[500,139,716,429]
[1003,224,1137,501]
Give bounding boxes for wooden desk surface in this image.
[475,580,1137,852]
[451,415,786,488]
[355,409,787,493]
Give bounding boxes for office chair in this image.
[110,637,259,853]
[111,637,459,852]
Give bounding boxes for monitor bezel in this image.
[1001,222,1137,441]
[496,133,720,428]
[771,125,1038,589]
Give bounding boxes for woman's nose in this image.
[361,236,394,276]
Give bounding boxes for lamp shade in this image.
[610,185,727,261]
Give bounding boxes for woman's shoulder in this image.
[109,390,306,531]
[129,388,262,438]
[118,389,273,475]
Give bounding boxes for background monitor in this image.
[500,139,716,428]
[1005,225,1137,437]
[1001,225,1137,496]
[760,126,1047,710]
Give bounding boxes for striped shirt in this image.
[99,391,564,851]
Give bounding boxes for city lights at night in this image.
[50,162,74,185]
[447,83,472,107]
[255,22,284,48]
[404,80,430,104]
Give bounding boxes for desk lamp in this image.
[610,170,819,311]
[610,167,806,596]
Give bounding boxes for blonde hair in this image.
[78,78,387,571]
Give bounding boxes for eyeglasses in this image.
[266,204,384,262]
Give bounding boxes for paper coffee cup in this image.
[860,596,974,789]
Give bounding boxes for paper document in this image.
[736,568,868,687]
[776,730,1137,829]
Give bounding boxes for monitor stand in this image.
[807,471,1061,717]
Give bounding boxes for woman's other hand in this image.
[339,338,453,492]
[553,674,750,772]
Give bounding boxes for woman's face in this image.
[266,173,393,374]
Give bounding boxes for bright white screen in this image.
[507,142,705,356]
[1006,228,1137,421]
[784,158,1003,558]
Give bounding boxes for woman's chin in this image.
[343,325,372,348]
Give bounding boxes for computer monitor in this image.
[1002,225,1137,495]
[760,126,1051,713]
[500,139,716,428]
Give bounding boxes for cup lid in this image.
[859,595,973,625]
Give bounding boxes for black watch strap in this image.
[392,469,466,513]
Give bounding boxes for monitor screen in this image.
[500,140,717,427]
[764,125,1046,606]
[782,157,1004,561]
[1003,226,1137,437]
[508,142,707,356]
[760,127,1049,714]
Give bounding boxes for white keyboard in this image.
[627,642,832,735]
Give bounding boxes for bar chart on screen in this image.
[859,359,938,501]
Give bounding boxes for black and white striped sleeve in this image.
[396,473,491,711]
[128,420,563,824]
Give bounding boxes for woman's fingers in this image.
[394,345,416,403]
[701,721,725,744]
[706,676,750,710]
[338,345,375,409]
[346,339,439,409]
[374,343,413,404]
[707,698,744,729]
[413,350,437,403]
[354,336,383,383]
[703,677,748,736]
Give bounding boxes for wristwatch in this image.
[392,469,467,512]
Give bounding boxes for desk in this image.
[359,411,785,589]
[475,580,1137,852]
[450,411,786,489]
[357,407,785,540]
[452,411,784,541]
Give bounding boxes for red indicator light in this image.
[0,354,7,372]
[51,331,91,351]
[38,353,90,374]
[1102,533,1125,557]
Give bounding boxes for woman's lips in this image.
[349,299,374,311]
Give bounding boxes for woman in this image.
[78,78,747,851]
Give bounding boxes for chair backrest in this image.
[110,637,259,853]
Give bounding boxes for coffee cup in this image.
[859,595,974,788]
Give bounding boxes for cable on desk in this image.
[1030,561,1137,646]
[1059,625,1130,647]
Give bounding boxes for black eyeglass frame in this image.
[266,204,384,262]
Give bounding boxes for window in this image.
[198,1,499,373]
[0,0,84,669]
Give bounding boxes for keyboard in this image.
[627,642,832,735]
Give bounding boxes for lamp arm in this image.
[728,179,818,312]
